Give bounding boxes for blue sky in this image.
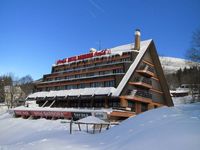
[0,0,200,80]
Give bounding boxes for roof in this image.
[112,39,152,96]
[28,87,116,99]
[110,39,151,55]
[28,39,152,99]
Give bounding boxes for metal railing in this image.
[138,64,155,74]
[135,90,152,99]
[133,77,152,85]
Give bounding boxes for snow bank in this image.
[0,103,200,150]
[96,103,200,150]
[77,116,107,124]
[0,104,8,115]
[172,96,200,105]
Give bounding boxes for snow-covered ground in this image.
[0,102,200,150]
[172,95,200,105]
[0,104,8,115]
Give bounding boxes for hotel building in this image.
[14,30,173,120]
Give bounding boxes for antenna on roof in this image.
[98,40,101,50]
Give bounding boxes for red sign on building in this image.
[56,49,111,65]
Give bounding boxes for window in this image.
[114,68,123,73]
[94,99,104,108]
[128,101,135,112]
[90,82,103,87]
[141,103,148,112]
[75,74,81,78]
[99,71,105,75]
[90,82,96,87]
[55,77,61,80]
[46,87,50,91]
[78,83,85,89]
[109,99,120,108]
[87,73,94,77]
[55,86,61,90]
[104,80,115,87]
[121,58,130,62]
[66,85,77,90]
[126,89,132,95]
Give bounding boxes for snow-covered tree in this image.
[186,29,200,63]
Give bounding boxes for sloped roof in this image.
[110,39,152,55]
[112,39,152,96]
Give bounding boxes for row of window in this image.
[53,99,120,108]
[51,60,131,78]
[45,68,124,82]
[38,98,120,108]
[44,80,115,91]
[53,57,131,73]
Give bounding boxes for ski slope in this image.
[159,56,200,74]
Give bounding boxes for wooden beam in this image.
[142,60,154,67]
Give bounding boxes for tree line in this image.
[165,66,200,90]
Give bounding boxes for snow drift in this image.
[0,103,200,150]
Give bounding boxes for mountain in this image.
[159,56,200,74]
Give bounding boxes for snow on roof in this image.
[110,39,151,55]
[28,87,116,99]
[113,39,152,96]
[77,116,107,124]
[53,40,152,66]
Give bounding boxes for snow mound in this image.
[77,116,107,124]
[0,103,200,150]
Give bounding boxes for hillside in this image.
[0,102,200,150]
[159,56,199,74]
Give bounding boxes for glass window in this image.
[104,80,115,87]
[141,103,148,112]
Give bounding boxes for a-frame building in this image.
[14,29,173,121]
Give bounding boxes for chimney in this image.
[134,29,141,50]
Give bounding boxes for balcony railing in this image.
[147,65,155,73]
[137,64,155,77]
[133,77,152,85]
[135,90,152,99]
[138,64,155,74]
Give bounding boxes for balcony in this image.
[135,90,152,99]
[129,77,152,89]
[124,90,152,103]
[136,64,155,77]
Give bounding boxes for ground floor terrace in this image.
[13,94,163,121]
[35,94,162,112]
